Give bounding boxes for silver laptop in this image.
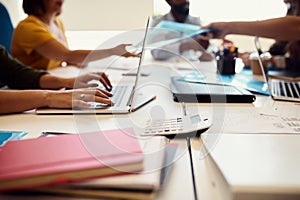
[36,18,150,114]
[255,36,300,102]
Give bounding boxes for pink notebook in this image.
[0,128,143,192]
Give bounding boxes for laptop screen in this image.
[127,17,150,106]
[254,37,269,83]
[254,36,300,102]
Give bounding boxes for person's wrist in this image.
[40,75,73,89]
[45,90,67,108]
[44,90,54,108]
[61,77,74,89]
[227,22,237,35]
[110,47,118,56]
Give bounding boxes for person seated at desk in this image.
[11,0,138,70]
[150,0,214,61]
[0,46,113,115]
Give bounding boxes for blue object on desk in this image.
[156,21,217,37]
[218,68,269,95]
[178,71,206,81]
[0,130,28,147]
[180,68,269,96]
[156,20,201,35]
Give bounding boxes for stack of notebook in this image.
[0,128,175,199]
[0,128,144,192]
[36,137,176,200]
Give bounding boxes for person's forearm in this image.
[63,49,115,66]
[0,90,49,114]
[52,48,120,67]
[37,41,116,67]
[229,16,300,41]
[39,74,74,89]
[38,40,135,67]
[0,87,113,114]
[65,46,132,66]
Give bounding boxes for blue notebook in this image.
[156,21,201,35]
[0,130,28,147]
[179,68,269,96]
[156,20,216,38]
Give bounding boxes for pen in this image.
[181,102,187,116]
[39,131,73,137]
[130,96,156,112]
[122,72,149,76]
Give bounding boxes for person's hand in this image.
[112,44,140,58]
[195,36,210,50]
[46,87,113,109]
[222,38,234,46]
[199,52,215,61]
[202,22,231,39]
[179,40,200,53]
[70,72,112,91]
[179,36,209,53]
[238,52,251,67]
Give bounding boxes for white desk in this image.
[1,31,300,200]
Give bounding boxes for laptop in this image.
[254,36,300,102]
[36,18,150,114]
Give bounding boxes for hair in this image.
[22,0,46,16]
[287,0,300,16]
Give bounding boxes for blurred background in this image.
[1,0,287,29]
[1,0,287,51]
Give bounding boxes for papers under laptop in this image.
[255,36,300,102]
[36,19,150,114]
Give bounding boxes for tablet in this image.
[170,76,256,103]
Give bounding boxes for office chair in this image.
[0,2,14,55]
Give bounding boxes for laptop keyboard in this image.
[110,85,128,106]
[272,79,300,98]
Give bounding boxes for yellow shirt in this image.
[11,15,68,70]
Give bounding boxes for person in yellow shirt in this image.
[11,0,138,70]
